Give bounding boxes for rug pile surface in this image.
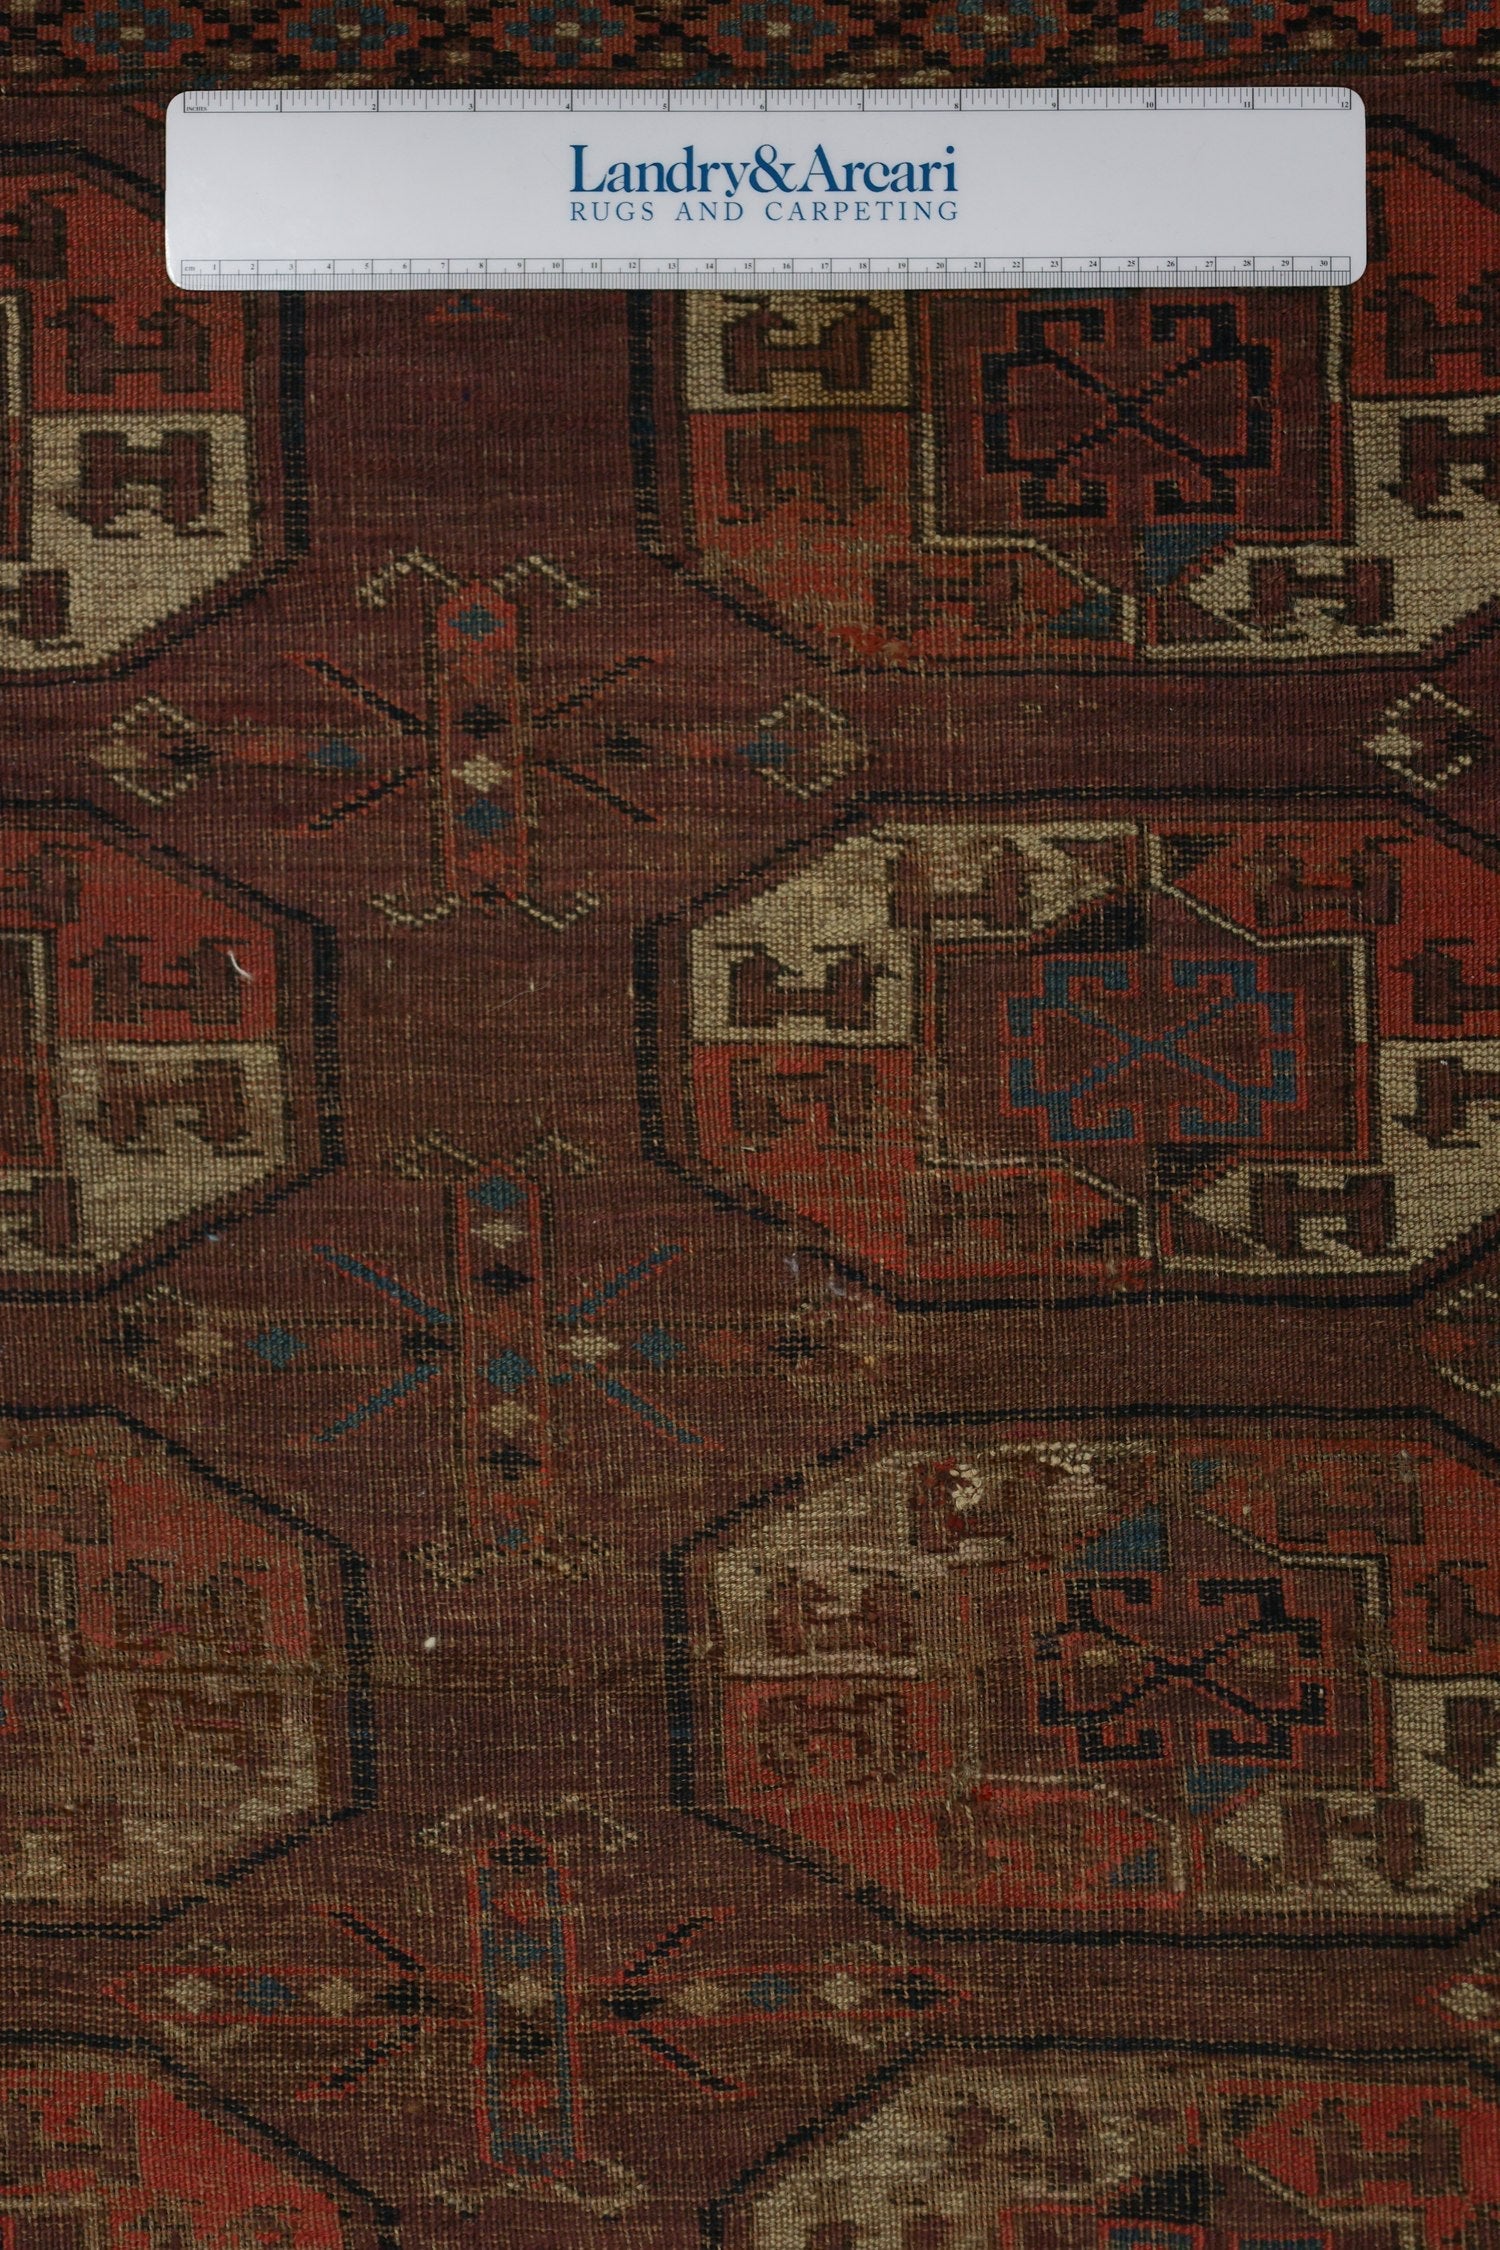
[3,23,1500,2250]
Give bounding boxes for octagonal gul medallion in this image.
[0,152,298,676]
[0,804,335,1298]
[0,1411,369,1932]
[644,800,1500,1306]
[637,132,1500,672]
[0,2042,388,2246]
[668,1413,1500,1938]
[716,2045,1500,2250]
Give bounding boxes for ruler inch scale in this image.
[166,85,1367,288]
[180,86,1357,111]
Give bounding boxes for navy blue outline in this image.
[704,2030,1500,2245]
[0,1404,374,1939]
[665,1401,1500,1949]
[0,2028,398,2241]
[0,795,341,1303]
[629,119,1500,683]
[637,784,1500,1312]
[0,142,307,686]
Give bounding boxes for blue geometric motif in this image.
[1006,957,1299,1146]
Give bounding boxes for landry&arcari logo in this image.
[568,141,960,223]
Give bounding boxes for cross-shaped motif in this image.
[1037,1573,1329,1765]
[982,301,1275,522]
[1006,956,1300,1146]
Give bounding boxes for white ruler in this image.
[165,87,1365,288]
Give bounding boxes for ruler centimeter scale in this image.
[165,85,1366,288]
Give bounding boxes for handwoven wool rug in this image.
[5,11,1500,2249]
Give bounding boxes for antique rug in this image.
[4,11,1500,2250]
